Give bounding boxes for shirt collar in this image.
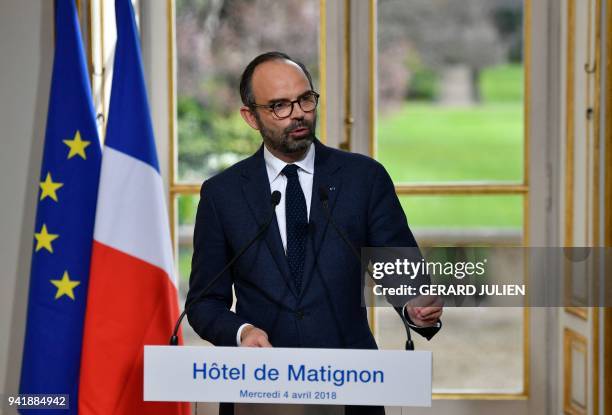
[263,142,315,182]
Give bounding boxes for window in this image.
[375,0,527,395]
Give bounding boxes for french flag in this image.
[78,1,189,414]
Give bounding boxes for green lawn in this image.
[377,64,524,229]
[378,103,524,183]
[178,248,192,283]
[480,64,524,102]
[399,194,523,228]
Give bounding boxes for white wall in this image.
[0,0,53,403]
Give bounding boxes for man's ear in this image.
[240,106,260,131]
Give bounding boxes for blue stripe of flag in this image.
[19,1,101,413]
[104,0,160,172]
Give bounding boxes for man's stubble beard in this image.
[256,112,317,156]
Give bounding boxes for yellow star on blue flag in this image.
[63,130,91,159]
[39,172,63,202]
[50,271,81,300]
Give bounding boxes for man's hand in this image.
[405,295,443,327]
[240,325,272,347]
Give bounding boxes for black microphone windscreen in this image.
[271,190,282,206]
[318,185,329,202]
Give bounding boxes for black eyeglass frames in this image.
[250,91,319,119]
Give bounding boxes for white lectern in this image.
[144,346,432,410]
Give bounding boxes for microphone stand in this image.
[318,186,415,351]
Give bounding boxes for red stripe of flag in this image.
[79,241,190,414]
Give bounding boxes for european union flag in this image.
[19,1,101,413]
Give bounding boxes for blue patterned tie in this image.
[282,164,307,293]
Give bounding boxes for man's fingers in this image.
[244,336,270,347]
[243,338,259,347]
[258,336,273,347]
[421,312,441,322]
[408,294,443,308]
[241,327,272,347]
[417,306,443,319]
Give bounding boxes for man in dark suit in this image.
[186,52,443,414]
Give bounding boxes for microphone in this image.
[318,186,415,351]
[169,190,282,345]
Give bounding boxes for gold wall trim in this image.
[564,253,589,315]
[520,17,531,401]
[564,328,588,415]
[607,0,612,249]
[565,0,576,247]
[604,5,612,415]
[593,307,600,415]
[566,306,588,320]
[319,0,327,144]
[523,304,530,396]
[606,308,612,415]
[170,184,200,195]
[583,0,602,248]
[432,393,527,401]
[368,0,376,158]
[523,0,531,190]
[585,0,592,246]
[167,0,176,248]
[394,184,528,195]
[523,0,532,248]
[591,5,602,415]
[591,0,602,248]
[87,0,94,90]
[340,0,352,151]
[585,0,602,410]
[367,0,376,331]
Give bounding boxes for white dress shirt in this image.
[236,143,315,345]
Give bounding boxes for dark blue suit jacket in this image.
[186,139,439,348]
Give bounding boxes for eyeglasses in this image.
[250,91,319,119]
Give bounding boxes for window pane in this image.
[176,0,320,182]
[377,0,524,183]
[379,104,524,183]
[375,307,524,393]
[401,194,523,231]
[375,194,525,393]
[175,193,209,346]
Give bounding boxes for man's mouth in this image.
[288,127,310,137]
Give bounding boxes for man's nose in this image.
[290,101,305,119]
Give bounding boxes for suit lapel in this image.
[301,140,342,298]
[241,147,298,299]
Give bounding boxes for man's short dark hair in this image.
[239,51,314,107]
